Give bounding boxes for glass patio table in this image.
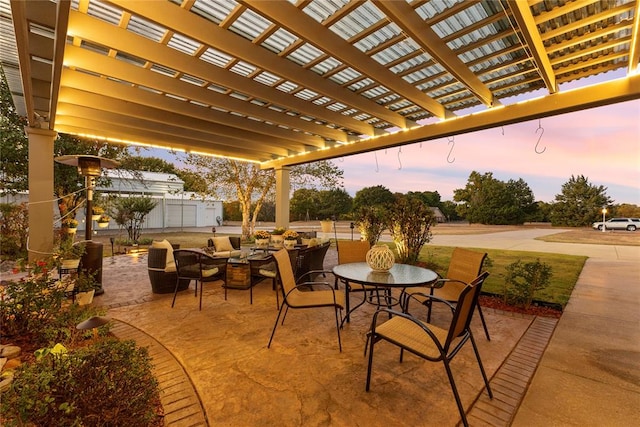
[333,262,438,323]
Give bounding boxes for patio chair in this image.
[267,249,345,351]
[403,247,491,340]
[366,272,492,427]
[296,240,330,281]
[250,249,299,309]
[335,240,386,322]
[147,240,190,294]
[172,249,227,310]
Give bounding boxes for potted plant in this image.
[270,227,286,248]
[320,218,333,233]
[73,272,98,306]
[91,206,105,221]
[283,230,299,249]
[62,218,79,233]
[254,230,271,248]
[97,214,110,228]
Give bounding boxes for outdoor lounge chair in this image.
[147,240,189,294]
[403,247,491,340]
[267,249,345,351]
[366,272,492,427]
[172,249,227,310]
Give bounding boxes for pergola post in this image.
[274,166,290,229]
[26,127,57,262]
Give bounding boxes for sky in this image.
[338,97,640,204]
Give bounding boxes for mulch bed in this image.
[479,295,563,318]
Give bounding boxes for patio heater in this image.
[55,155,119,295]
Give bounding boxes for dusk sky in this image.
[338,97,639,204]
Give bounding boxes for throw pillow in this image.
[213,236,234,252]
[151,239,175,270]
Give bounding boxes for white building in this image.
[2,170,224,231]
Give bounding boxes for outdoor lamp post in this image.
[109,237,115,263]
[55,155,119,295]
[350,222,355,240]
[601,207,607,232]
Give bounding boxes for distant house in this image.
[430,207,447,223]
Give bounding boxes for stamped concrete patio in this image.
[95,240,559,426]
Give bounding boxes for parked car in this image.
[592,218,639,231]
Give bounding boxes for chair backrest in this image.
[296,241,330,280]
[273,249,296,295]
[337,240,370,264]
[446,271,490,344]
[173,250,201,279]
[446,248,487,284]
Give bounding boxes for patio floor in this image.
[95,246,555,426]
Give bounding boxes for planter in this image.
[320,220,333,233]
[76,289,95,306]
[97,222,109,228]
[366,244,395,272]
[271,235,284,248]
[255,238,270,248]
[91,214,101,221]
[283,239,296,249]
[66,227,77,234]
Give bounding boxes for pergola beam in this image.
[509,0,558,94]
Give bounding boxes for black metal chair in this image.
[366,272,492,427]
[267,249,345,351]
[172,249,227,310]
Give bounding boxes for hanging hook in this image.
[338,156,344,162]
[535,119,546,154]
[447,136,456,163]
[374,151,379,173]
[501,126,505,136]
[397,147,402,170]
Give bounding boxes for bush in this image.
[503,258,553,308]
[0,203,28,258]
[1,339,161,426]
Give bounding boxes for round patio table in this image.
[333,262,438,323]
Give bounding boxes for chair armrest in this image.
[403,291,456,314]
[296,270,332,283]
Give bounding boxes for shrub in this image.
[1,339,161,426]
[0,202,28,258]
[503,258,553,309]
[385,196,436,265]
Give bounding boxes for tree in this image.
[549,175,612,226]
[110,196,157,242]
[453,171,536,225]
[182,156,343,240]
[290,188,320,221]
[613,203,640,218]
[352,185,395,211]
[117,156,177,173]
[406,191,441,207]
[385,195,436,265]
[0,67,29,194]
[317,189,352,220]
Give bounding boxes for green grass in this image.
[417,245,587,308]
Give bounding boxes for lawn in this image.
[417,245,586,308]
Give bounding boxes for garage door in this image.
[167,204,197,227]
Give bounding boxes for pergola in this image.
[1,0,639,259]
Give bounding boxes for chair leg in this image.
[443,360,470,427]
[267,303,286,348]
[171,278,188,308]
[365,331,376,391]
[333,307,342,352]
[199,280,203,311]
[477,304,491,340]
[470,332,493,398]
